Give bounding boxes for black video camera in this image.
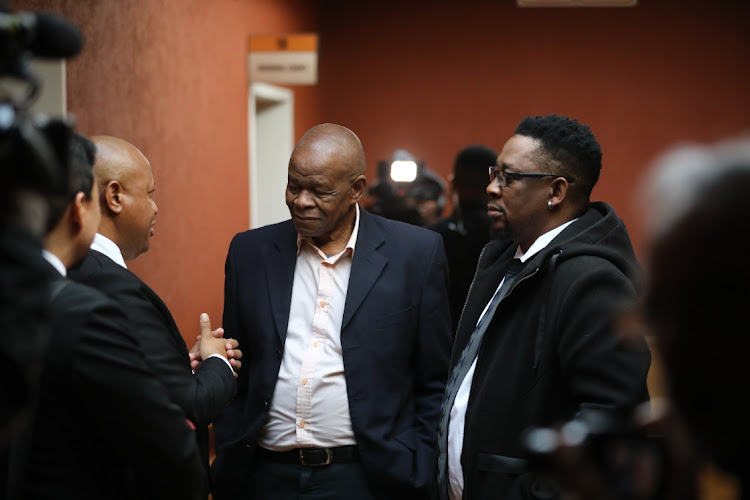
[1,5,82,232]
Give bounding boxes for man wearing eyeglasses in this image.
[435,114,652,500]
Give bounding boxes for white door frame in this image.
[248,82,294,229]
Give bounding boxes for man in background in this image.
[68,135,240,495]
[407,169,447,227]
[429,144,502,335]
[212,123,452,500]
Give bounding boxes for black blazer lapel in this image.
[79,251,186,349]
[342,209,387,331]
[139,282,185,347]
[266,222,298,344]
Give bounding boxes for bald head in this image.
[91,136,158,260]
[91,136,149,194]
[293,123,366,178]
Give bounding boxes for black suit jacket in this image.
[14,265,205,499]
[211,208,453,500]
[69,250,237,483]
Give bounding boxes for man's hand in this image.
[189,313,243,377]
[225,337,243,376]
[189,337,202,371]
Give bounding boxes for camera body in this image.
[1,101,73,231]
[1,7,82,233]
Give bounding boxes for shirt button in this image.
[313,341,319,348]
[301,378,308,385]
[299,421,306,429]
[320,300,326,308]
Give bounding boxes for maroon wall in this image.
[317,0,750,257]
[9,0,750,340]
[11,0,322,342]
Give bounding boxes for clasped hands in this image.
[188,312,242,378]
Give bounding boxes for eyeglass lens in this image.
[489,167,505,186]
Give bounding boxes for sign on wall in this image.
[247,34,318,85]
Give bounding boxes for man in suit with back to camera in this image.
[211,123,453,500]
[68,135,241,495]
[4,133,206,499]
[435,115,652,500]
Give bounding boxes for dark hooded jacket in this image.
[453,202,651,500]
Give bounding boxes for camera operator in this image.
[1,2,82,452]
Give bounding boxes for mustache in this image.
[487,202,505,214]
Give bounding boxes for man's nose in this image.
[296,190,315,207]
[487,180,502,198]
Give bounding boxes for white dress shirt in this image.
[91,233,127,269]
[259,205,361,451]
[42,250,66,277]
[448,219,576,500]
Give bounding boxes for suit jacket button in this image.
[275,349,281,358]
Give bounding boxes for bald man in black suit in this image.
[68,136,241,495]
[4,134,206,499]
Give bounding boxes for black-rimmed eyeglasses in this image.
[488,166,575,188]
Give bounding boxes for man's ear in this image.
[350,174,368,202]
[70,192,86,231]
[105,180,124,214]
[548,177,569,209]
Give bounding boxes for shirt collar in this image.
[296,204,360,258]
[91,233,127,269]
[42,250,67,277]
[516,218,578,263]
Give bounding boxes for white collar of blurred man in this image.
[41,249,66,276]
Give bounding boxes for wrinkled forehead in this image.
[291,142,358,180]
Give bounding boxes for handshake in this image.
[188,313,242,378]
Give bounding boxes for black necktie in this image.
[435,258,524,499]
